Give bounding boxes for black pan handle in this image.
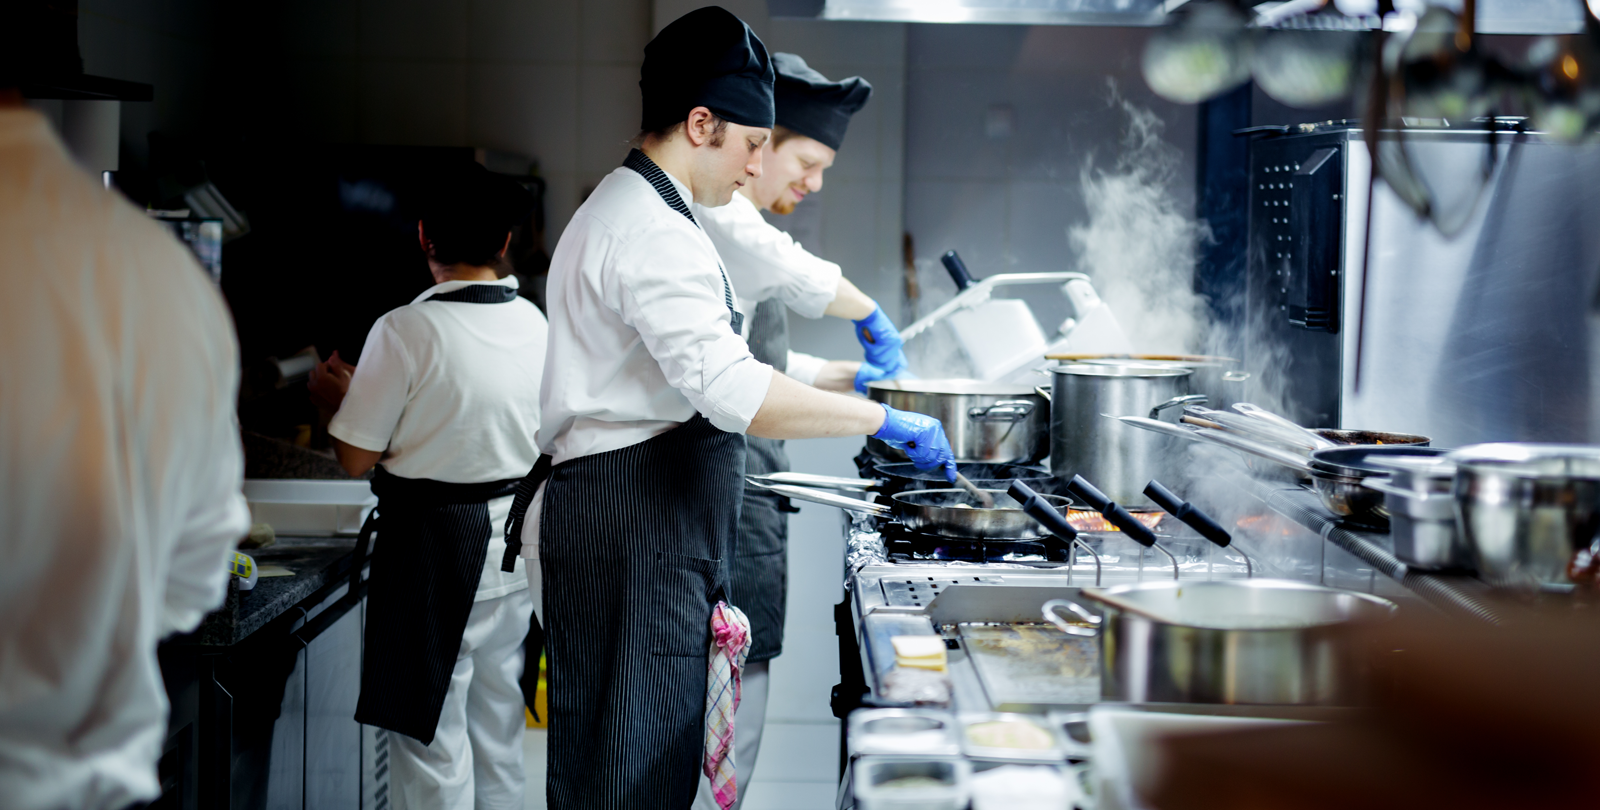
[1008,481,1077,542]
[941,250,976,291]
[1144,479,1232,548]
[1066,475,1157,548]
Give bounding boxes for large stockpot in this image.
[1043,579,1396,705]
[867,379,1049,464]
[1049,364,1195,507]
[1449,443,1600,590]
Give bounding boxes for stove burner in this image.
[879,521,1075,564]
[1066,509,1165,534]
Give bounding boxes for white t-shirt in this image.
[695,191,842,386]
[0,109,251,810]
[329,277,546,600]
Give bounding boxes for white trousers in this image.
[390,587,534,810]
[690,660,771,810]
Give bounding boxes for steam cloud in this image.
[1069,82,1211,355]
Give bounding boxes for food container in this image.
[1047,579,1396,705]
[1449,443,1600,590]
[867,379,1049,464]
[242,479,376,536]
[847,709,961,758]
[969,763,1076,810]
[853,756,970,810]
[959,712,1067,763]
[1049,363,1195,507]
[1365,457,1469,570]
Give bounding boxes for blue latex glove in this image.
[853,361,918,395]
[852,305,910,375]
[872,403,957,482]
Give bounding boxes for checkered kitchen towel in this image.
[703,601,752,810]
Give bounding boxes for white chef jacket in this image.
[695,191,841,387]
[0,108,251,810]
[329,276,545,600]
[521,161,774,560]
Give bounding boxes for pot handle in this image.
[1148,394,1208,420]
[968,400,1036,422]
[1042,598,1101,637]
[1034,386,1052,404]
[941,250,977,291]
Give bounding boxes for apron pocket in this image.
[649,551,721,657]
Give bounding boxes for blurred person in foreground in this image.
[0,78,251,808]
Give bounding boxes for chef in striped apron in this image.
[312,165,546,810]
[500,8,955,809]
[689,53,906,810]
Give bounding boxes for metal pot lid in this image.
[1309,446,1450,478]
[1051,363,1194,379]
[1448,443,1600,478]
[866,378,1047,396]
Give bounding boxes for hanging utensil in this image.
[1010,480,1102,586]
[1144,479,1252,577]
[1142,1,1253,104]
[1066,475,1179,580]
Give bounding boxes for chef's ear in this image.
[417,221,429,254]
[684,107,721,147]
[497,231,512,260]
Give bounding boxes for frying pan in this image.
[754,482,1075,540]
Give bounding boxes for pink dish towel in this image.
[703,600,752,810]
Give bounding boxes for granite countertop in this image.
[194,535,361,646]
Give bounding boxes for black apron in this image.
[502,149,749,809]
[351,281,530,745]
[733,299,797,663]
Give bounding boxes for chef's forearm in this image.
[333,438,383,478]
[747,372,886,439]
[822,277,877,321]
[811,360,861,393]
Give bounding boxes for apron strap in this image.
[423,284,518,304]
[502,454,554,573]
[623,148,743,335]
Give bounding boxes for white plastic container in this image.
[854,756,969,810]
[242,479,376,536]
[848,709,961,758]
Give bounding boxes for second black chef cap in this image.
[640,6,775,133]
[773,53,872,151]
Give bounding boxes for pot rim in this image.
[1449,442,1600,479]
[867,378,1050,397]
[1050,363,1194,379]
[1079,578,1398,630]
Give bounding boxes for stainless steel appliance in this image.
[1449,443,1600,590]
[1243,124,1600,448]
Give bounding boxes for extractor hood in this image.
[769,0,1589,34]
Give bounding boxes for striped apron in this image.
[501,148,750,809]
[352,281,530,744]
[733,299,796,665]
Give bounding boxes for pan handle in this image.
[1231,403,1338,450]
[1041,598,1101,637]
[1148,394,1208,420]
[1008,481,1078,542]
[755,483,893,517]
[1065,476,1158,548]
[746,472,878,491]
[941,250,977,291]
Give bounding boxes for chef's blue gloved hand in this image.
[872,403,958,483]
[853,360,919,395]
[853,305,911,376]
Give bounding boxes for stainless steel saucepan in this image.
[866,379,1050,464]
[756,482,1074,540]
[1042,579,1396,705]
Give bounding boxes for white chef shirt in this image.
[329,276,545,600]
[695,191,842,387]
[522,161,774,561]
[0,108,251,810]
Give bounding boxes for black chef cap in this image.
[773,53,872,151]
[640,6,775,133]
[417,164,534,267]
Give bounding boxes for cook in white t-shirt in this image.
[311,165,546,810]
